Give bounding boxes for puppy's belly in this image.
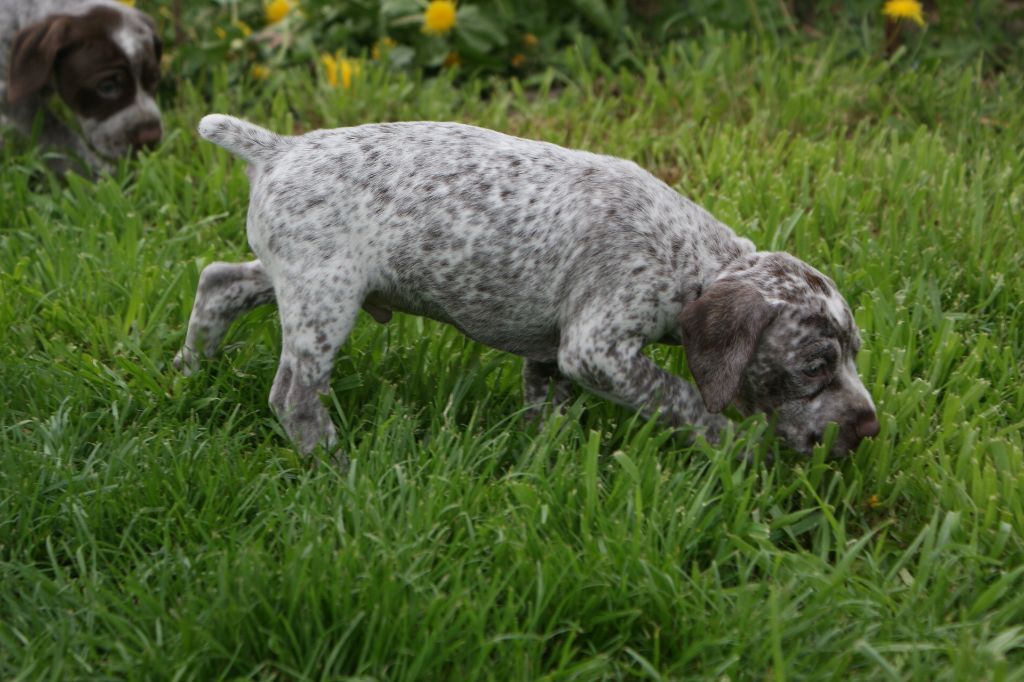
[364,289,561,361]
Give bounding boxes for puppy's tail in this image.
[198,114,284,164]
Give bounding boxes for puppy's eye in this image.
[96,76,123,99]
[802,361,828,379]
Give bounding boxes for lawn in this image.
[2,26,1024,681]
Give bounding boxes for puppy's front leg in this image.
[558,320,727,441]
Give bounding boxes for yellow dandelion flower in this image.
[251,64,270,80]
[522,33,538,48]
[215,27,227,40]
[510,53,526,68]
[265,0,293,25]
[321,53,338,87]
[867,494,880,509]
[442,51,461,68]
[234,20,253,37]
[118,0,136,6]
[423,0,457,35]
[322,53,360,89]
[339,58,359,89]
[882,0,925,26]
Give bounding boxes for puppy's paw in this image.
[172,346,199,376]
[700,413,731,445]
[294,419,338,457]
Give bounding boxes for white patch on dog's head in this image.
[111,11,155,64]
[112,24,140,61]
[823,289,849,327]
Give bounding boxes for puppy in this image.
[177,115,880,458]
[0,0,163,173]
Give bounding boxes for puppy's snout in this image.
[131,122,163,150]
[855,412,880,440]
[841,408,880,451]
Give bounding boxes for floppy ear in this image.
[679,279,778,413]
[7,15,72,104]
[139,13,162,61]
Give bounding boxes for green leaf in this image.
[380,0,421,19]
[386,45,416,69]
[455,5,507,57]
[568,0,617,37]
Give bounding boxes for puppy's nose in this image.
[854,411,880,441]
[132,122,163,150]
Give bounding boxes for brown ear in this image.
[7,15,72,104]
[137,13,162,60]
[679,279,778,413]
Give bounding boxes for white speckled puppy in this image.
[177,114,880,457]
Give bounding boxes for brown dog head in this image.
[8,3,163,158]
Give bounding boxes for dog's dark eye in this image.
[802,361,828,379]
[95,76,123,99]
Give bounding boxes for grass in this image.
[2,32,1024,680]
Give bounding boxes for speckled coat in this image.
[177,116,879,458]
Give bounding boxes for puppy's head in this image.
[7,3,163,160]
[680,252,879,457]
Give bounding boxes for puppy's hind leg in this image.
[522,359,574,422]
[269,274,362,455]
[175,260,275,374]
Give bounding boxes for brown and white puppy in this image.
[0,0,163,173]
